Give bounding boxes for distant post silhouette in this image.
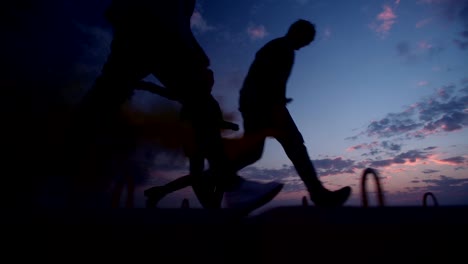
[361,168,385,207]
[181,198,190,209]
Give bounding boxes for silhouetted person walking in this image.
[67,0,282,209]
[238,19,351,207]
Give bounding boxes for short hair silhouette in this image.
[286,19,316,49]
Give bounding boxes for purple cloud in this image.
[439,156,466,165]
[368,150,431,168]
[422,169,440,174]
[370,5,397,38]
[313,157,364,176]
[247,24,268,40]
[359,84,468,139]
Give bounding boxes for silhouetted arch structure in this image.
[423,192,439,207]
[361,168,385,207]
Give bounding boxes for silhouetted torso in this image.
[239,37,294,113]
[106,0,210,69]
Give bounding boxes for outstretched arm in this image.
[135,80,239,131]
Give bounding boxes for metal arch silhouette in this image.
[361,168,385,207]
[423,192,439,207]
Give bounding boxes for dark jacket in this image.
[239,37,295,113]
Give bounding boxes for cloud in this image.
[424,146,438,150]
[418,40,433,50]
[418,80,429,87]
[381,141,402,152]
[453,39,468,50]
[391,175,468,205]
[239,156,365,191]
[360,84,468,139]
[418,0,445,3]
[370,5,397,38]
[247,24,268,40]
[347,141,401,156]
[396,40,444,62]
[368,150,431,168]
[417,0,468,50]
[313,157,365,176]
[438,156,467,165]
[346,142,379,152]
[422,169,440,174]
[416,17,434,28]
[422,175,468,188]
[366,112,422,138]
[396,41,411,56]
[191,10,215,33]
[323,26,332,40]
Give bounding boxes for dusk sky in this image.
[4,0,467,210]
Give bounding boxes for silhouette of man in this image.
[238,19,351,207]
[68,0,282,209]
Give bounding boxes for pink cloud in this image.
[416,18,433,28]
[371,5,397,38]
[190,11,215,33]
[431,155,467,166]
[417,80,429,87]
[321,26,332,40]
[346,142,379,152]
[418,0,445,4]
[418,40,433,50]
[378,5,397,21]
[247,24,268,40]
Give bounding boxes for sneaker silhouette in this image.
[309,186,351,207]
[144,186,166,208]
[223,178,284,215]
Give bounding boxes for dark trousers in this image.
[240,106,321,191]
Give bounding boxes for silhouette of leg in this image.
[274,108,351,207]
[227,132,266,172]
[143,65,283,212]
[66,32,150,208]
[144,129,272,208]
[144,175,194,208]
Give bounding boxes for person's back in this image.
[240,37,294,113]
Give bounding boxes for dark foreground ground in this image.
[3,206,467,263]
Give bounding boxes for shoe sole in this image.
[235,183,284,217]
[312,187,352,207]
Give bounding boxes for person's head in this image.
[286,19,316,50]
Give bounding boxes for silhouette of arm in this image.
[135,80,239,131]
